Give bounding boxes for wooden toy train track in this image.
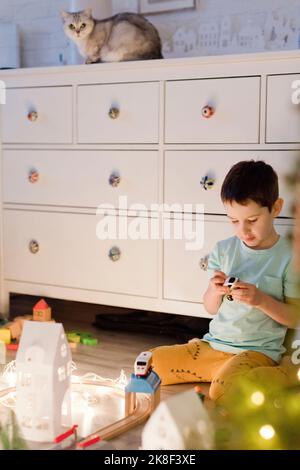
[0,378,155,450]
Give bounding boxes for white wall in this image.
[0,0,300,68]
[0,0,70,67]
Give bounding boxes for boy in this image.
[151,160,299,401]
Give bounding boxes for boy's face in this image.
[224,198,283,249]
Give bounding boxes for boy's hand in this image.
[209,271,230,297]
[231,281,264,307]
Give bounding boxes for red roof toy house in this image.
[33,299,52,322]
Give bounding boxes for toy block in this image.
[0,328,11,344]
[14,315,33,329]
[5,321,22,340]
[78,332,98,346]
[66,331,98,346]
[78,332,90,340]
[33,299,51,322]
[6,343,19,351]
[81,337,98,346]
[67,332,81,344]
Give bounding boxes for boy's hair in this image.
[221,160,279,212]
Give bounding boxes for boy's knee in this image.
[245,364,291,389]
[209,361,245,402]
[208,370,249,402]
[209,376,226,401]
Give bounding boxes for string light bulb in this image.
[259,424,275,440]
[250,391,265,406]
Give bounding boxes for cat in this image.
[61,9,163,64]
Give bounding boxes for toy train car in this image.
[134,351,153,377]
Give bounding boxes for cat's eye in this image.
[69,24,75,30]
[80,23,86,30]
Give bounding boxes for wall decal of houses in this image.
[15,321,72,442]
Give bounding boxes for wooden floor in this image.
[6,294,211,450]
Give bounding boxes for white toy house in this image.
[142,389,214,450]
[15,321,72,442]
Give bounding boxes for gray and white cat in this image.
[61,9,163,64]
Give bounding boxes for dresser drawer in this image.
[165,77,260,144]
[266,74,300,143]
[77,82,159,143]
[2,87,73,144]
[163,217,293,303]
[3,210,158,298]
[164,150,298,217]
[164,218,233,303]
[3,150,158,208]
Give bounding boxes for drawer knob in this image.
[109,173,121,188]
[29,240,39,254]
[28,170,39,184]
[108,246,121,262]
[201,105,215,119]
[200,176,215,190]
[199,255,209,271]
[27,111,38,122]
[108,107,120,120]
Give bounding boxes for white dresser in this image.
[0,51,298,318]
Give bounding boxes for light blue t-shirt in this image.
[202,235,299,363]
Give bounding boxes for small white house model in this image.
[141,389,214,450]
[15,321,72,442]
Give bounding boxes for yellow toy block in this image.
[33,299,51,322]
[0,328,11,344]
[67,332,81,343]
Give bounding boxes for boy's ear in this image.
[272,198,284,217]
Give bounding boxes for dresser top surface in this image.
[1,49,300,81]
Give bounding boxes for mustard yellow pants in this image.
[150,340,296,402]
